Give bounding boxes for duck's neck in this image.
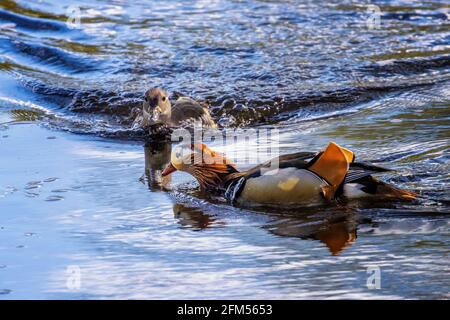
[190,164,242,193]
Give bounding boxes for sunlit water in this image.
[0,0,449,299]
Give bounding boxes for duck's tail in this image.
[349,176,417,201]
[374,180,418,201]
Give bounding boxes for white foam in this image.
[0,96,52,114]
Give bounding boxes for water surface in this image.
[0,0,449,299]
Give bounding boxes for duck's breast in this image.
[237,168,328,205]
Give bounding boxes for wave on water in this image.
[0,0,449,136]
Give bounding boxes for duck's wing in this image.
[242,151,317,178]
[171,97,216,128]
[346,162,392,184]
[236,148,391,181]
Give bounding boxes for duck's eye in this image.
[162,96,166,102]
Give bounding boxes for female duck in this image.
[161,142,416,207]
[141,88,217,128]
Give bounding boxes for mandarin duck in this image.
[162,142,416,207]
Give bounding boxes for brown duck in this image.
[141,87,217,128]
[162,142,417,207]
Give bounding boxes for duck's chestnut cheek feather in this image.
[162,163,177,177]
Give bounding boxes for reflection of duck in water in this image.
[137,88,217,128]
[142,142,172,190]
[173,204,220,230]
[266,210,358,255]
[314,222,357,255]
[174,202,357,255]
[162,142,417,207]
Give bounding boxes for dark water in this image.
[0,0,449,299]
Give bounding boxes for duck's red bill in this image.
[162,163,177,177]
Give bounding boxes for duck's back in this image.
[171,97,217,128]
[225,143,415,206]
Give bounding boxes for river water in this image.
[0,0,449,299]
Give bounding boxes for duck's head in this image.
[143,87,172,125]
[162,143,238,191]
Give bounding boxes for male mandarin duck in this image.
[141,87,217,128]
[162,142,416,207]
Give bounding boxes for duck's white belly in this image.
[237,168,328,205]
[343,183,373,199]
